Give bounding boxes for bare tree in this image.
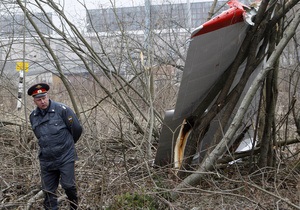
[1,0,300,208]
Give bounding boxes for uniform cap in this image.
[27,83,50,98]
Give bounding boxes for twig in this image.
[0,120,23,128]
[25,190,44,210]
[247,182,300,210]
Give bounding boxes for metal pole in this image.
[22,0,28,131]
[187,0,191,31]
[144,0,151,52]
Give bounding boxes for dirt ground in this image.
[1,125,300,210]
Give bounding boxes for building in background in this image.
[0,12,53,38]
[2,1,229,111]
[1,1,228,80]
[86,1,227,33]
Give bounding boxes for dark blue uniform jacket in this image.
[30,100,82,169]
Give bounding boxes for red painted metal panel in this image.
[192,0,246,38]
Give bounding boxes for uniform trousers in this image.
[40,161,78,210]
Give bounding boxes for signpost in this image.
[16,61,29,72]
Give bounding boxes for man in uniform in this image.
[28,83,82,210]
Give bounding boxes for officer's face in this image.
[33,94,49,110]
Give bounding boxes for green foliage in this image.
[107,192,159,210]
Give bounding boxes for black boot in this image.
[65,186,78,210]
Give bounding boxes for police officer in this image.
[28,83,82,210]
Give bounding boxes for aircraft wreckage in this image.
[154,0,262,173]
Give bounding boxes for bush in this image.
[107,192,159,210]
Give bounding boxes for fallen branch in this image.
[218,138,300,164]
[25,190,67,209]
[0,120,23,128]
[26,190,44,210]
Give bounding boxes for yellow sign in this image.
[16,61,29,72]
